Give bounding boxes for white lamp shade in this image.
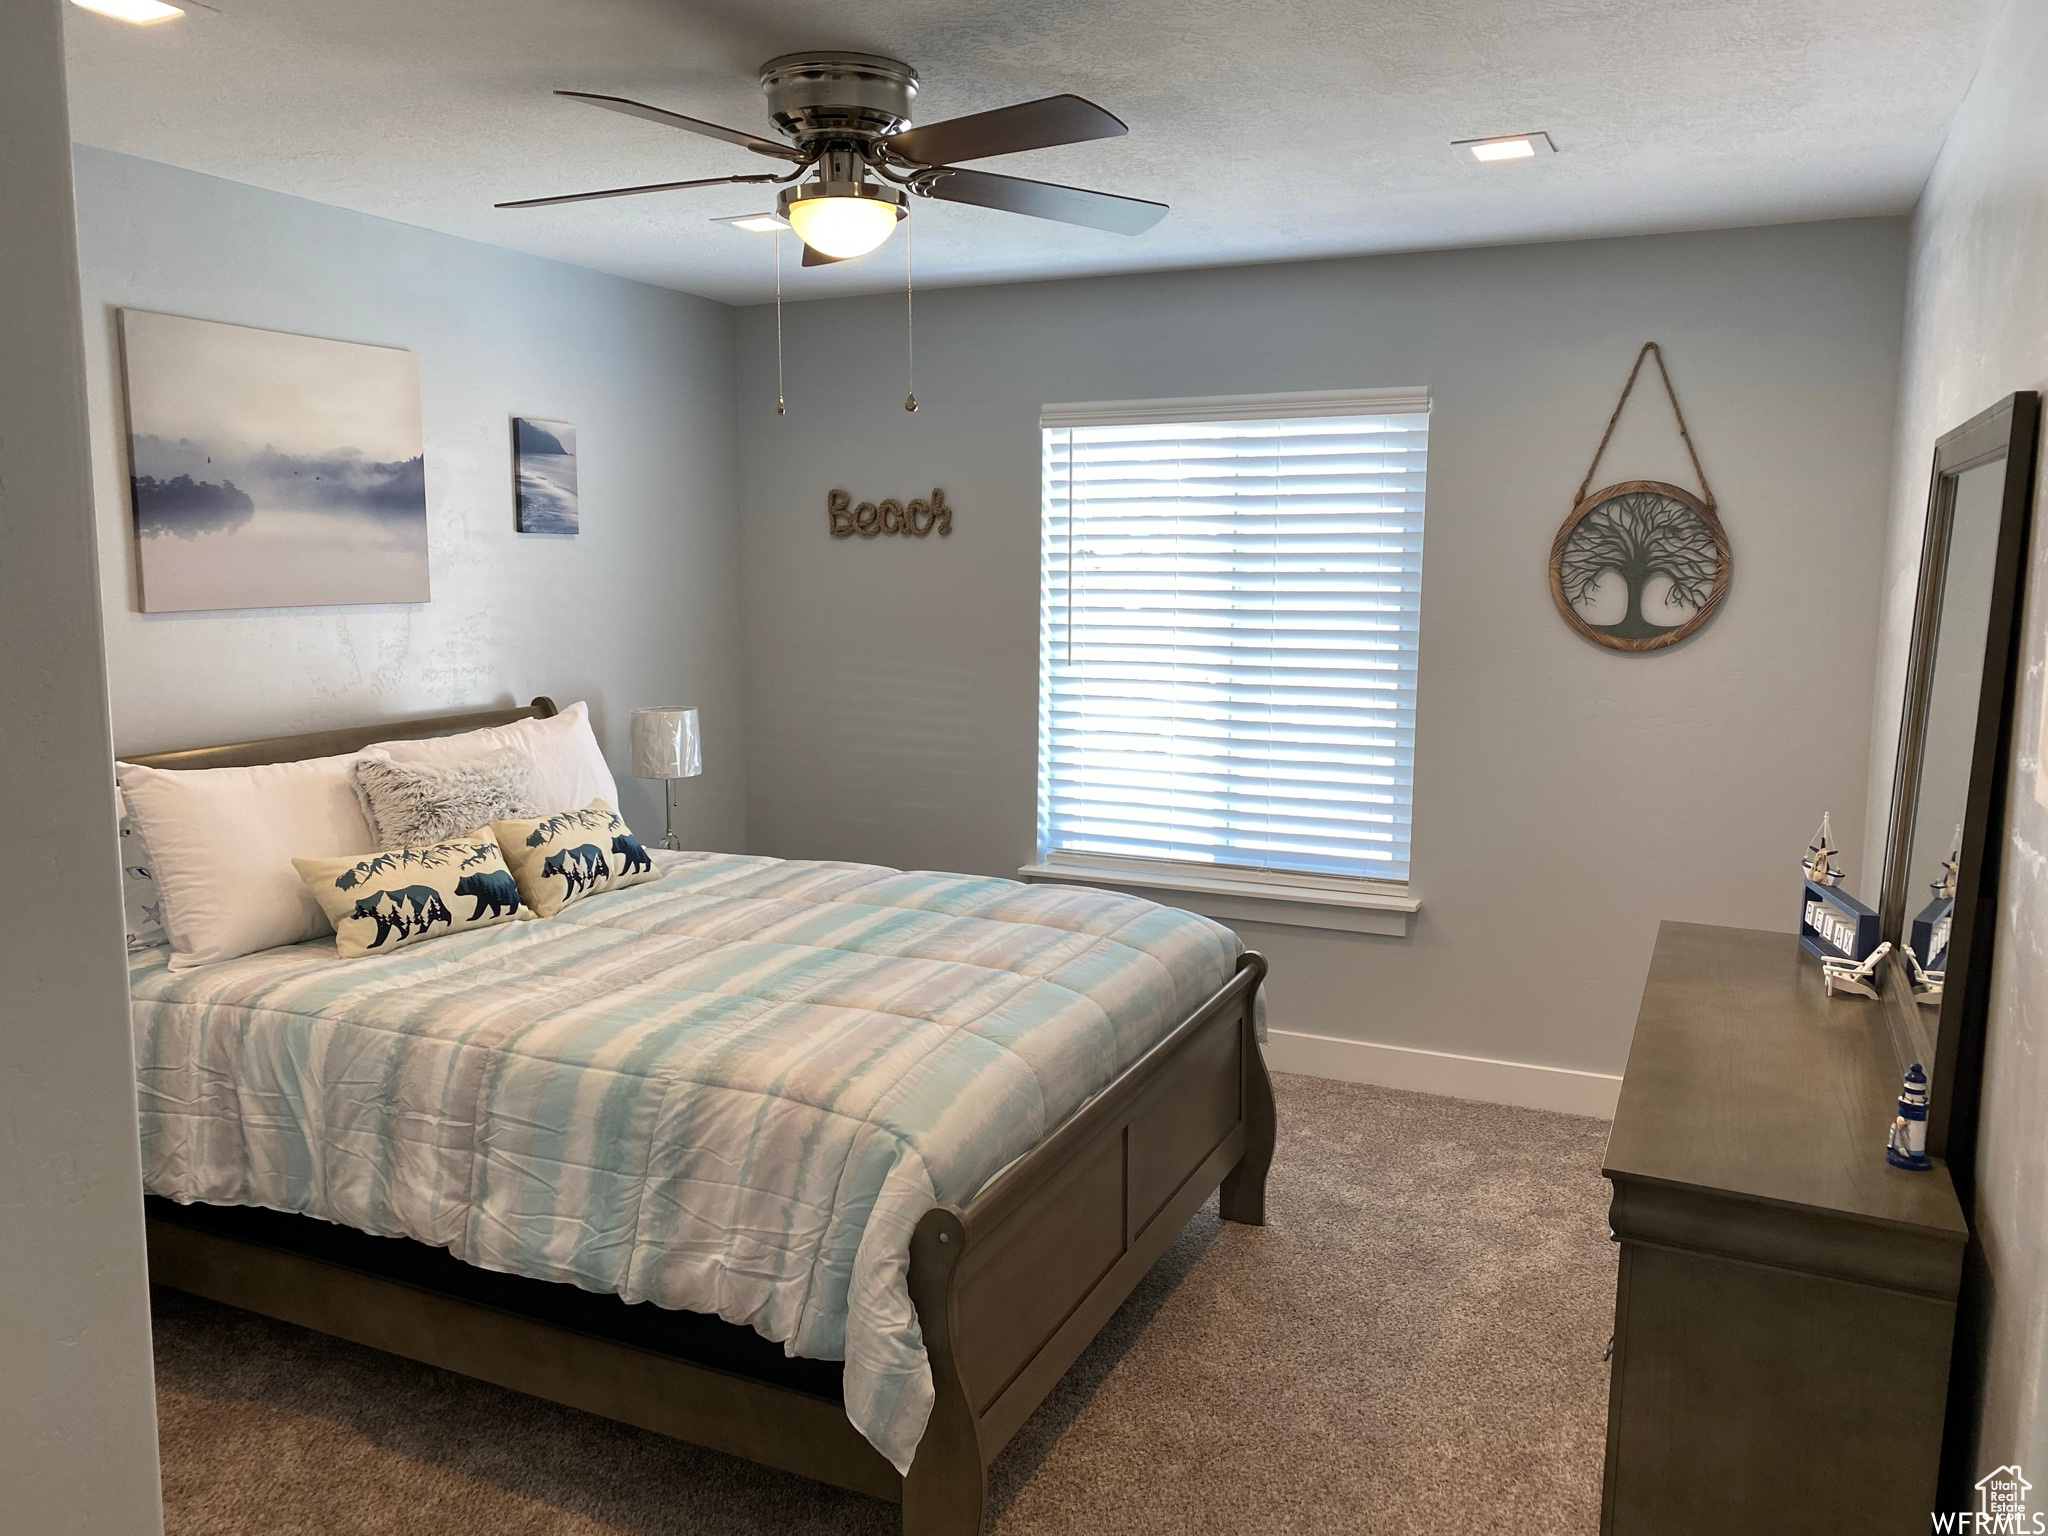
[630,706,702,780]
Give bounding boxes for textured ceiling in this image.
[63,0,1996,305]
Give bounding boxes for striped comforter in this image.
[132,850,1241,1471]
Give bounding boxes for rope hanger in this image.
[1577,342,1716,512]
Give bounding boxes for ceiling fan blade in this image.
[881,94,1126,167]
[555,90,803,162]
[917,167,1167,235]
[801,243,848,267]
[496,173,779,210]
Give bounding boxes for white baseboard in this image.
[1264,1028,1622,1120]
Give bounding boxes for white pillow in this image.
[115,753,376,971]
[365,700,619,817]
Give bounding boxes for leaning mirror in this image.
[1877,392,2039,1185]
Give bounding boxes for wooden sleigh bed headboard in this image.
[121,696,559,772]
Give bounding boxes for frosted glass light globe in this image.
[787,196,902,260]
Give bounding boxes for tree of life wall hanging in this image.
[1549,342,1731,652]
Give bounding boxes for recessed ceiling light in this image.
[70,0,185,23]
[715,212,790,234]
[1453,132,1556,164]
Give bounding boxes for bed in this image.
[130,697,1274,1536]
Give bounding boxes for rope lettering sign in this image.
[1549,342,1731,652]
[828,488,952,538]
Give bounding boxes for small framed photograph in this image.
[513,417,577,535]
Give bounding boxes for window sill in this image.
[1017,862,1419,937]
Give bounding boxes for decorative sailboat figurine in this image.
[1803,808,1881,981]
[1803,813,1843,887]
[1934,824,1961,901]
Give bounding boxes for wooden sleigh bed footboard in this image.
[145,951,1275,1536]
[903,949,1273,1534]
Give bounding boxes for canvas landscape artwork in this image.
[513,417,578,534]
[119,310,429,613]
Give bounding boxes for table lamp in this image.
[629,706,702,850]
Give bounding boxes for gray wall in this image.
[738,220,1907,1078]
[1863,0,2048,1485]
[71,147,748,852]
[0,5,163,1531]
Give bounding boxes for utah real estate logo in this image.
[1934,1465,2040,1534]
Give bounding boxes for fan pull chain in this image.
[774,227,787,417]
[904,220,918,413]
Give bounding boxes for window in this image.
[1036,388,1429,898]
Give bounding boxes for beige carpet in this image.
[153,1074,1617,1535]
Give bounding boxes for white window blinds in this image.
[1038,389,1429,886]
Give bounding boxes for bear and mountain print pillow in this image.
[294,832,525,959]
[493,800,657,919]
[292,801,657,959]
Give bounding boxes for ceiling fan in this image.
[496,52,1168,265]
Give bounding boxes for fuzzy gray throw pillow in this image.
[352,749,541,848]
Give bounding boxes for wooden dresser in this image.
[1600,922,1969,1535]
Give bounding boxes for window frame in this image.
[1026,386,1430,935]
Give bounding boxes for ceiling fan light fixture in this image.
[780,182,907,260]
[509,64,1168,249]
